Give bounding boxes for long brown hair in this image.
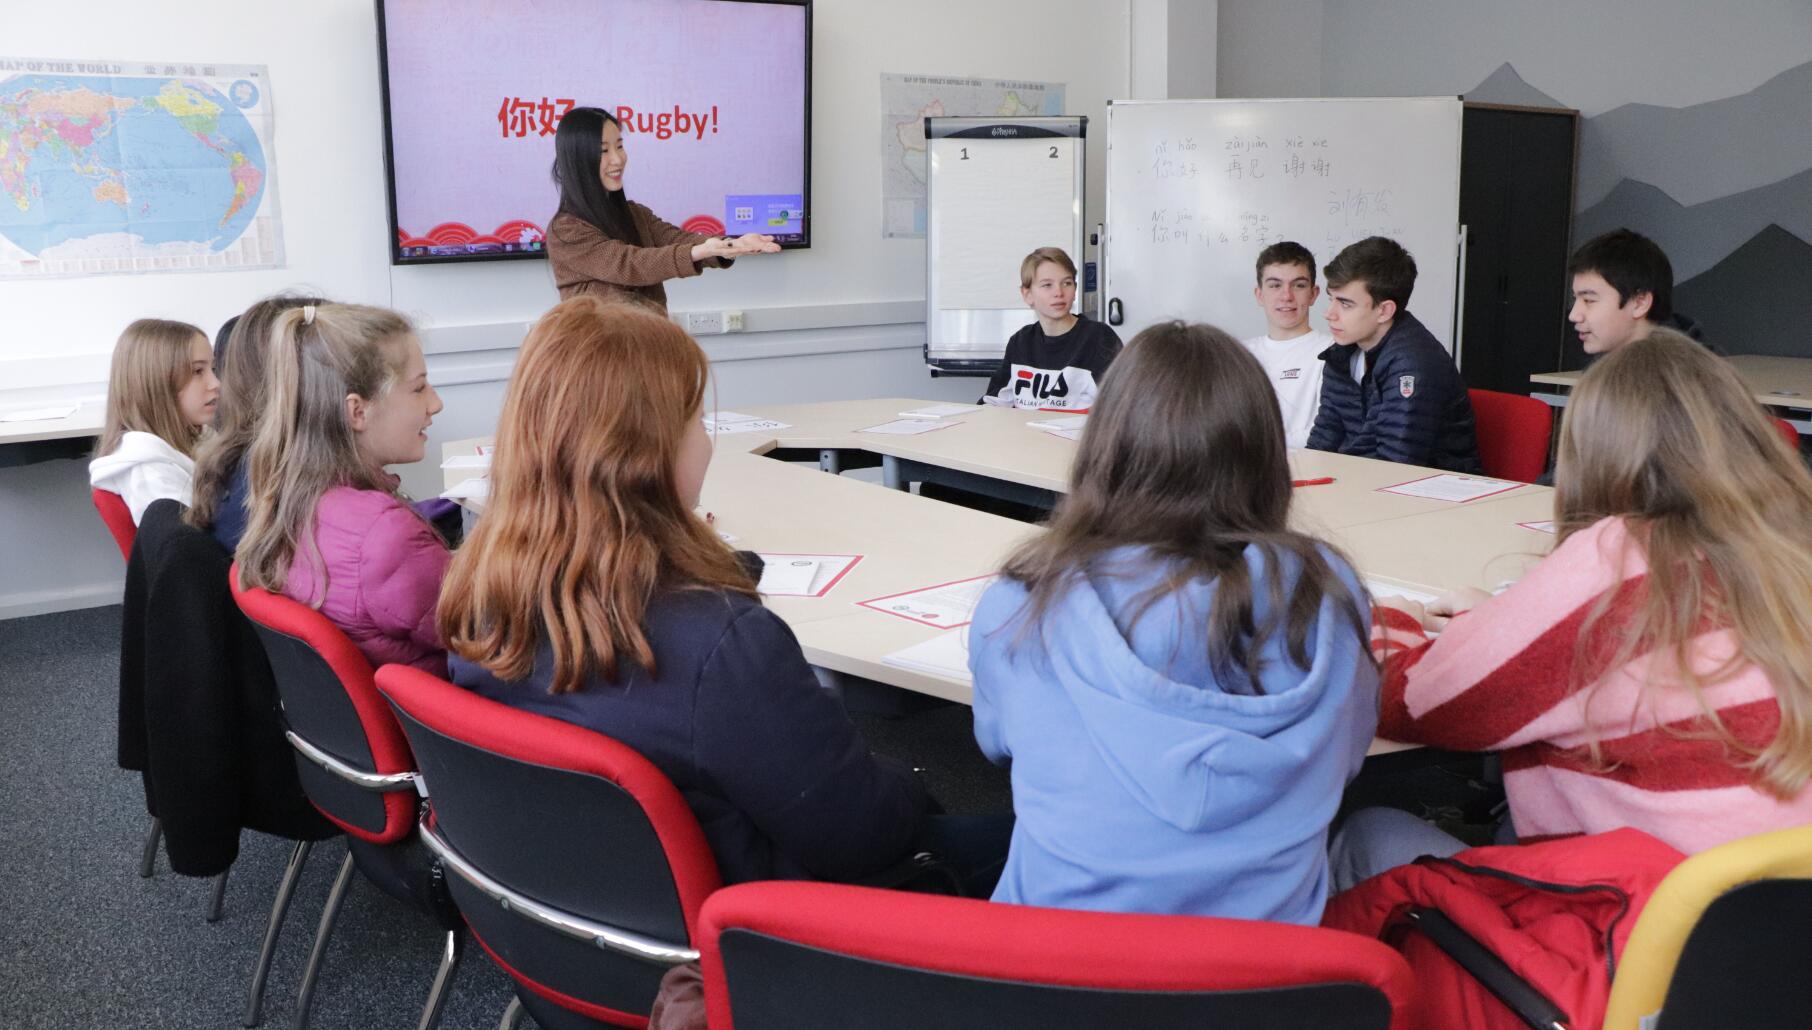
[234,303,416,596]
[186,293,324,528]
[98,318,209,458]
[439,296,755,693]
[998,321,1369,691]
[1555,329,1812,797]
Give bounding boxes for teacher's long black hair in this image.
[551,106,641,245]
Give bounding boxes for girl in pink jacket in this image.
[234,303,450,676]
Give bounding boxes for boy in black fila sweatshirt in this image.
[982,247,1122,412]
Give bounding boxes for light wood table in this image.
[706,397,1548,532]
[1534,355,1812,430]
[1323,489,1556,596]
[0,400,107,468]
[0,401,105,444]
[445,405,1543,760]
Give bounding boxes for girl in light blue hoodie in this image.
[968,320,1379,926]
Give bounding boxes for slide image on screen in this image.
[377,0,810,264]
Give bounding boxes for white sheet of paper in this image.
[1046,427,1083,441]
[440,454,491,470]
[441,477,489,502]
[705,411,762,425]
[755,553,861,597]
[1364,578,1439,605]
[706,418,792,436]
[1026,414,1087,431]
[476,444,495,457]
[860,575,995,629]
[900,403,974,419]
[758,557,819,595]
[1518,520,1557,534]
[931,136,1078,310]
[1380,474,1520,503]
[858,419,957,436]
[0,404,78,422]
[880,629,974,684]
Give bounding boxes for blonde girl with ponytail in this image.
[235,303,450,675]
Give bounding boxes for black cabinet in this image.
[1457,103,1579,394]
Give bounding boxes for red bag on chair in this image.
[1324,828,1685,1030]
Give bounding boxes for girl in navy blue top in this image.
[439,296,932,885]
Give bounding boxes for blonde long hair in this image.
[98,318,209,458]
[187,293,324,528]
[234,303,415,596]
[1555,329,1812,797]
[439,296,755,694]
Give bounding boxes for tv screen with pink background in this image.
[378,0,809,263]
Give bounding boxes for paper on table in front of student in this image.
[1045,427,1083,441]
[705,417,792,436]
[706,410,762,424]
[0,404,78,422]
[858,574,995,629]
[441,454,491,470]
[858,418,959,436]
[880,629,974,684]
[755,553,862,597]
[441,477,489,502]
[1378,473,1521,503]
[900,403,974,419]
[759,557,818,595]
[1517,520,1557,534]
[1025,414,1086,431]
[1363,578,1439,605]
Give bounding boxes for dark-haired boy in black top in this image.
[982,247,1122,411]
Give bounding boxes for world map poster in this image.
[0,56,283,279]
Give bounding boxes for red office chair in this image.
[1468,389,1554,484]
[699,882,1418,1030]
[375,664,722,1030]
[92,488,136,560]
[1770,416,1799,451]
[230,567,464,1030]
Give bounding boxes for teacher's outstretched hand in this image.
[545,106,779,313]
[692,234,782,262]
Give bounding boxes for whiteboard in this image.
[1103,98,1462,351]
[925,116,1085,370]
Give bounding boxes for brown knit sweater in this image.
[546,203,730,312]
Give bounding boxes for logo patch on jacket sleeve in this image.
[1398,374,1416,398]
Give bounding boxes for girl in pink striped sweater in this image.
[1333,330,1812,888]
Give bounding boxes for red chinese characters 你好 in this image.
[497,96,575,138]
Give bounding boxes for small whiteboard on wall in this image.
[925,116,1086,374]
[1103,98,1463,351]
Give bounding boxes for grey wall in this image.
[1216,0,1321,98]
[1219,0,1812,357]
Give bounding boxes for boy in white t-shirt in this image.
[1241,242,1333,447]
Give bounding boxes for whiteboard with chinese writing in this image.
[1102,98,1463,351]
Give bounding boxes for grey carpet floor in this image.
[0,605,1010,1029]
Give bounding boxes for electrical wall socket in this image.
[683,310,724,335]
[724,310,745,332]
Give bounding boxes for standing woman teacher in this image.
[546,107,779,311]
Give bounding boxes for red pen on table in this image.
[1292,477,1335,487]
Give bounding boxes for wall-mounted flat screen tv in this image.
[376,0,811,265]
